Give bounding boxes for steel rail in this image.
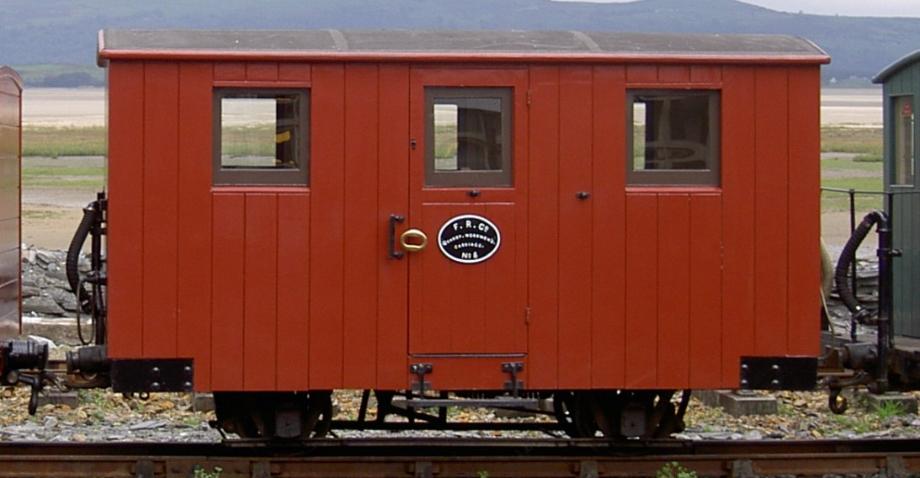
[0,439,918,477]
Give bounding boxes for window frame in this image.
[424,87,513,188]
[626,89,721,187]
[212,88,310,186]
[890,93,915,187]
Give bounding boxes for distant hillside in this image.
[2,0,919,84]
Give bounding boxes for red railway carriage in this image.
[95,30,828,438]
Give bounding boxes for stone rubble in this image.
[0,389,219,442]
[20,245,89,318]
[2,387,920,442]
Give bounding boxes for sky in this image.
[552,0,920,17]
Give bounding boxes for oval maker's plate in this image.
[437,214,501,264]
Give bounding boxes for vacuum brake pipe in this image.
[66,192,107,346]
[833,210,898,393]
[66,202,98,315]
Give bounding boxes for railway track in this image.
[0,438,918,477]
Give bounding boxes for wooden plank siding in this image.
[141,63,180,359]
[884,61,920,338]
[526,65,561,390]
[307,63,345,390]
[557,66,594,389]
[105,59,821,391]
[786,67,821,355]
[374,65,410,390]
[176,63,213,389]
[107,61,146,359]
[590,65,626,389]
[720,66,757,384]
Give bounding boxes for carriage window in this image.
[426,87,512,187]
[214,89,308,185]
[628,90,719,186]
[893,95,915,186]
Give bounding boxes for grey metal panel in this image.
[100,29,827,57]
[0,147,18,194]
[0,246,18,286]
[0,103,19,229]
[0,185,16,222]
[0,309,17,340]
[0,125,17,158]
[0,93,18,127]
[0,71,18,340]
[0,280,16,316]
[0,280,17,340]
[0,67,21,90]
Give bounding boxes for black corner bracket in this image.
[111,359,194,393]
[739,356,817,391]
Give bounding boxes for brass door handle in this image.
[400,228,428,252]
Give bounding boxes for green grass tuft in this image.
[657,461,698,478]
[23,126,106,157]
[820,177,884,212]
[874,400,906,420]
[821,127,882,156]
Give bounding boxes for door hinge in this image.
[524,306,531,325]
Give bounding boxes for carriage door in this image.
[404,69,528,375]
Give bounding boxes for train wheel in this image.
[213,392,334,440]
[304,392,333,438]
[553,390,688,439]
[552,391,599,437]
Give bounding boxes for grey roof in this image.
[874,50,920,84]
[0,66,22,88]
[98,29,828,63]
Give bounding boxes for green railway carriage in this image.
[876,51,920,338]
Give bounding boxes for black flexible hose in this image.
[67,204,97,315]
[834,211,884,317]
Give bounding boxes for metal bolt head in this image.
[771,364,780,371]
[150,382,161,391]
[151,367,160,374]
